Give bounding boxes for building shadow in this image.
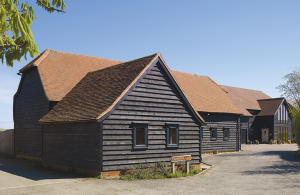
[241,150,300,175]
[0,154,85,181]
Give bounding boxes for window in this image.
[133,124,148,149]
[278,104,289,124]
[167,126,179,147]
[223,128,229,140]
[201,127,203,141]
[249,128,253,135]
[211,128,217,140]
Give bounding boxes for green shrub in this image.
[153,174,166,179]
[183,173,193,177]
[120,175,136,180]
[0,131,3,133]
[167,172,183,178]
[255,140,259,144]
[269,139,274,144]
[190,168,201,174]
[138,173,150,180]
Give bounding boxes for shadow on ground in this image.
[241,150,300,175]
[0,154,84,181]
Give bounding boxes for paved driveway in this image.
[0,144,299,195]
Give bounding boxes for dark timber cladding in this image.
[14,67,49,157]
[42,122,101,170]
[200,113,240,152]
[102,62,202,171]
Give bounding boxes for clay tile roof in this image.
[220,85,271,116]
[19,49,123,101]
[257,98,284,116]
[39,54,158,123]
[171,71,242,114]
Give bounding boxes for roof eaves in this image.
[19,49,51,73]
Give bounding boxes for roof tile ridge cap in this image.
[88,53,158,74]
[163,59,206,124]
[34,49,51,66]
[50,49,123,62]
[220,85,267,93]
[95,53,159,120]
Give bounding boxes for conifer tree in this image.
[0,0,67,67]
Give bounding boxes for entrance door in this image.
[240,129,247,144]
[262,128,269,143]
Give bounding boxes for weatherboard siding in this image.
[102,63,201,171]
[14,68,49,157]
[200,114,239,152]
[42,122,101,170]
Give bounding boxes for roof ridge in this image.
[220,85,266,93]
[48,49,123,62]
[89,53,159,74]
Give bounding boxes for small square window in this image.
[223,128,229,140]
[211,128,217,140]
[133,125,148,149]
[167,126,179,147]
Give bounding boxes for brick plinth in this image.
[15,154,41,162]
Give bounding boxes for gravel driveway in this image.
[0,144,299,195]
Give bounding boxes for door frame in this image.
[262,128,269,143]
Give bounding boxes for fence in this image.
[0,129,14,156]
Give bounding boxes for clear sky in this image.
[1,0,299,129]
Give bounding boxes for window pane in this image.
[224,129,229,139]
[169,127,177,144]
[136,128,145,145]
[212,129,217,139]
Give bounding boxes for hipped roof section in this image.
[220,85,271,116]
[257,98,287,116]
[39,54,205,124]
[19,49,123,101]
[171,71,242,115]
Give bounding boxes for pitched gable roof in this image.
[220,85,271,116]
[39,54,157,123]
[257,98,285,116]
[171,71,241,115]
[19,49,123,101]
[39,54,205,124]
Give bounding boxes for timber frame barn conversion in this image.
[14,50,205,176]
[221,86,292,144]
[13,49,292,176]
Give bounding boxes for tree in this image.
[0,0,67,67]
[277,68,300,149]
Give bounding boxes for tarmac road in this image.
[0,144,299,195]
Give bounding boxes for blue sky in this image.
[0,0,299,129]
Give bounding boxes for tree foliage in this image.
[277,68,300,148]
[276,69,300,108]
[0,0,67,67]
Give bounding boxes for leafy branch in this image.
[0,0,67,67]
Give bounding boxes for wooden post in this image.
[171,162,175,173]
[185,160,190,173]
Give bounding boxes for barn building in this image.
[171,71,242,152]
[13,49,122,160]
[38,53,205,176]
[221,86,292,143]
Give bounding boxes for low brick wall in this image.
[0,129,14,156]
